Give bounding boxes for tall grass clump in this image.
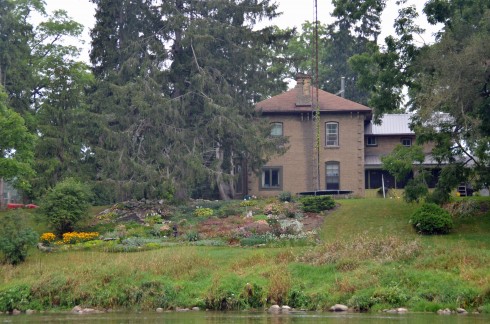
[300,234,421,266]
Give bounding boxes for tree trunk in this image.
[215,144,232,200]
[0,178,4,210]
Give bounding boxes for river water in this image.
[1,311,489,323]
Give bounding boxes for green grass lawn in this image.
[1,197,489,313]
[321,198,419,241]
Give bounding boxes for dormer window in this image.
[401,138,412,147]
[270,122,283,136]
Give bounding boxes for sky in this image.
[40,0,441,64]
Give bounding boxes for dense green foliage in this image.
[0,88,35,198]
[0,0,92,200]
[278,191,292,202]
[300,195,335,213]
[41,178,92,234]
[0,211,38,265]
[410,203,453,235]
[350,0,490,194]
[276,0,385,104]
[84,0,289,202]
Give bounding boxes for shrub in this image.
[263,203,284,215]
[186,231,200,242]
[403,178,429,203]
[348,290,375,311]
[217,205,240,218]
[426,187,451,205]
[0,284,31,312]
[0,211,38,265]
[446,200,480,218]
[241,283,265,308]
[278,191,292,202]
[193,207,213,217]
[240,200,256,207]
[240,235,268,246]
[410,203,453,235]
[41,178,92,235]
[299,195,335,213]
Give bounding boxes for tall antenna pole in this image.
[314,0,320,191]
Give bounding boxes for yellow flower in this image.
[62,232,99,244]
[40,232,56,244]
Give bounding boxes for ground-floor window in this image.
[260,167,282,190]
[326,161,340,190]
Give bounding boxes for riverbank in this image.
[1,198,489,314]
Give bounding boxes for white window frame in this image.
[325,122,339,147]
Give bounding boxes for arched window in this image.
[325,122,339,146]
[325,161,340,190]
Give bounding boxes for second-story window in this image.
[401,138,412,147]
[270,122,283,136]
[325,122,339,146]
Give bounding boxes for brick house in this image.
[245,75,438,198]
[364,114,440,192]
[248,75,371,197]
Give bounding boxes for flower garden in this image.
[36,194,335,252]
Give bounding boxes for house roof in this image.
[256,86,372,113]
[365,114,414,135]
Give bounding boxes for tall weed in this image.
[300,234,421,265]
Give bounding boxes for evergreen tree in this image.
[0,0,44,126]
[88,0,288,201]
[274,0,385,104]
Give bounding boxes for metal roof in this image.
[365,114,414,135]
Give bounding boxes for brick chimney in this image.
[295,74,312,107]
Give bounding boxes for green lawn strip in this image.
[320,199,418,242]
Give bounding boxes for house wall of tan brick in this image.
[248,112,369,197]
[365,135,416,157]
[365,135,433,159]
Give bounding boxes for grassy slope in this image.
[1,198,489,312]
